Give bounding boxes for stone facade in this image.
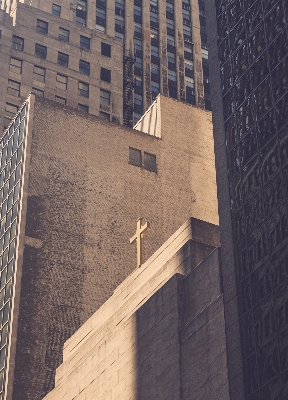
[2,94,218,399]
[0,2,123,133]
[43,218,229,400]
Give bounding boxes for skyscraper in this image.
[0,0,211,131]
[206,0,288,398]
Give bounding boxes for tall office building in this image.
[206,0,288,398]
[0,0,210,131]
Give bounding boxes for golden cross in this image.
[130,218,150,268]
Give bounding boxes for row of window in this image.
[129,147,157,172]
[12,33,111,57]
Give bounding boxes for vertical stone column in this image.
[191,0,204,108]
[174,0,185,102]
[143,0,151,108]
[158,0,168,96]
[106,0,115,37]
[87,0,96,30]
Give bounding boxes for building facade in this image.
[0,94,218,399]
[206,0,288,398]
[0,2,124,133]
[0,0,211,131]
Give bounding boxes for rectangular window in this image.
[78,81,89,98]
[99,111,110,120]
[80,35,90,50]
[167,36,175,46]
[56,74,67,90]
[144,152,156,172]
[79,59,90,75]
[5,103,18,119]
[36,19,48,34]
[52,3,61,16]
[168,70,176,81]
[96,7,106,28]
[100,67,111,82]
[151,46,159,57]
[12,35,24,51]
[9,58,22,74]
[35,43,47,59]
[33,66,45,82]
[100,89,110,105]
[101,42,111,57]
[151,81,159,99]
[78,103,89,113]
[57,52,69,67]
[59,27,69,42]
[7,80,20,97]
[55,96,66,105]
[76,0,87,26]
[31,87,44,97]
[129,147,141,167]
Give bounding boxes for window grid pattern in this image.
[215,0,288,397]
[0,104,28,398]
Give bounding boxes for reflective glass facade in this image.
[0,103,28,399]
[214,0,288,398]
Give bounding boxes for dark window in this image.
[57,52,69,67]
[80,35,90,50]
[100,67,111,82]
[5,103,18,119]
[100,111,110,120]
[31,87,44,97]
[79,59,90,75]
[36,19,48,34]
[168,86,177,98]
[78,81,89,97]
[7,80,20,97]
[56,74,67,90]
[12,36,24,51]
[76,0,87,26]
[129,147,141,167]
[144,152,156,172]
[35,44,47,59]
[78,104,89,113]
[100,89,110,105]
[55,96,66,105]
[9,58,22,74]
[59,27,69,42]
[52,3,61,16]
[101,42,111,57]
[33,66,45,82]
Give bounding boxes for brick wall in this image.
[12,95,218,398]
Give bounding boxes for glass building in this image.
[0,102,28,399]
[207,0,288,398]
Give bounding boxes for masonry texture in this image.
[7,94,218,399]
[43,218,229,400]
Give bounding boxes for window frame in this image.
[57,52,69,67]
[36,19,48,34]
[100,67,111,83]
[35,43,47,59]
[7,80,20,97]
[79,59,90,75]
[9,58,22,74]
[129,147,142,167]
[33,66,46,82]
[80,35,90,50]
[5,103,18,120]
[143,151,157,172]
[52,3,61,16]
[55,95,66,105]
[78,103,89,113]
[78,81,89,98]
[56,74,68,90]
[100,89,110,105]
[12,35,24,51]
[59,27,69,42]
[101,42,111,57]
[31,87,44,97]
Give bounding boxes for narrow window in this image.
[79,60,90,75]
[57,52,69,67]
[59,27,69,42]
[100,89,110,105]
[55,96,66,105]
[101,42,111,57]
[78,104,89,113]
[35,44,47,59]
[12,36,24,51]
[100,67,111,82]
[33,66,46,82]
[78,81,89,98]
[99,111,110,120]
[31,87,44,97]
[144,152,156,172]
[36,19,48,34]
[129,147,141,167]
[52,3,61,16]
[5,103,18,119]
[56,74,67,90]
[7,80,20,97]
[9,58,22,74]
[76,0,87,26]
[80,35,90,50]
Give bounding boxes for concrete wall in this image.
[11,95,218,399]
[42,219,228,400]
